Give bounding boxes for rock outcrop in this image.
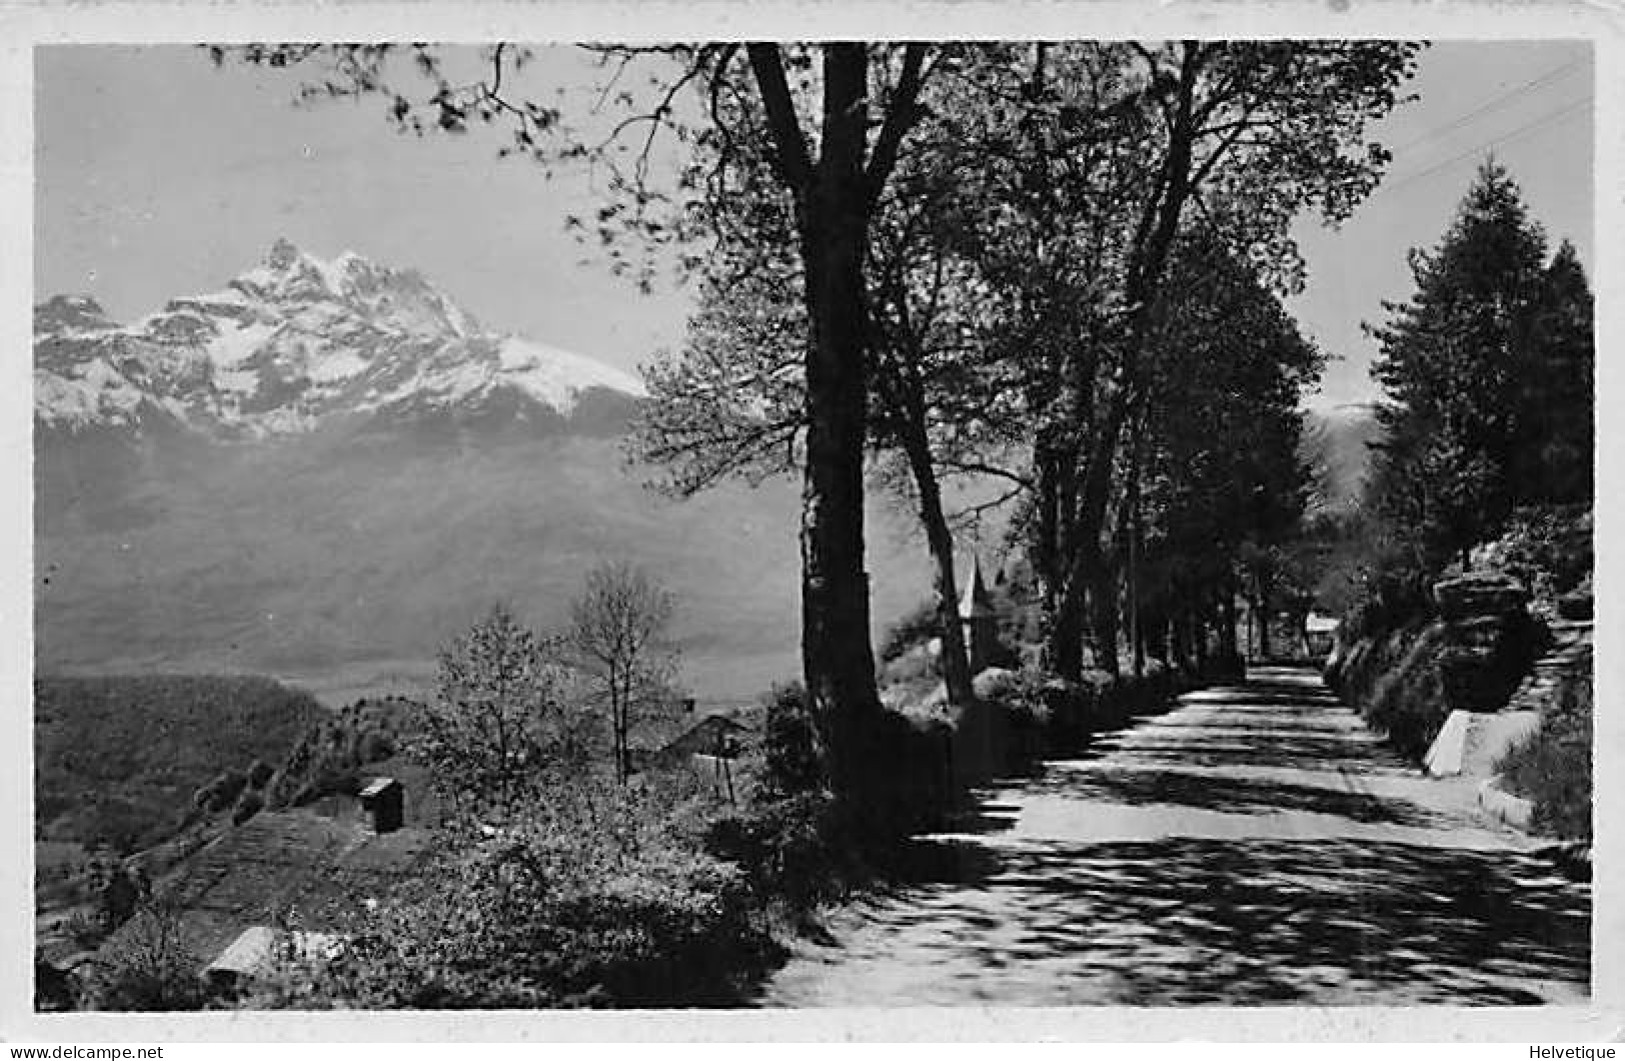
[1430,572,1542,715]
[1504,619,1592,717]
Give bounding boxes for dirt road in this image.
[759,666,1589,1006]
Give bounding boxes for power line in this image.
[1384,58,1587,158]
[1374,95,1592,197]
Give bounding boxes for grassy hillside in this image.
[35,674,328,853]
[36,431,932,702]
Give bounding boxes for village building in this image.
[202,925,347,997]
[651,713,751,802]
[1302,611,1340,657]
[659,713,748,761]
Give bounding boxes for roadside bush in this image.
[706,791,857,909]
[63,908,104,950]
[231,790,265,825]
[245,760,275,790]
[1033,669,1119,749]
[355,730,395,764]
[970,667,1026,708]
[1360,623,1451,760]
[1476,504,1593,606]
[879,642,942,688]
[954,668,1042,774]
[706,681,955,907]
[82,901,205,1012]
[968,663,1191,764]
[193,769,247,814]
[706,683,874,905]
[35,950,77,1012]
[1328,621,1414,704]
[1205,650,1247,682]
[1339,542,1435,645]
[757,682,823,797]
[867,709,955,837]
[1496,668,1592,841]
[879,600,941,663]
[87,854,148,934]
[1335,611,1543,763]
[283,783,773,1009]
[1132,659,1178,709]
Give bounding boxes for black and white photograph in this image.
[9,4,1619,1041]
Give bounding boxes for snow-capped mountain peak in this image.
[495,336,647,407]
[221,239,478,339]
[34,241,644,438]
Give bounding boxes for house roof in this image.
[205,926,345,980]
[104,806,433,970]
[358,776,399,799]
[660,714,749,759]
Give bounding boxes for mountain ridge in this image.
[1301,403,1382,514]
[34,239,646,441]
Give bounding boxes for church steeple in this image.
[959,554,995,620]
[959,554,998,672]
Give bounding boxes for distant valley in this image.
[34,242,931,704]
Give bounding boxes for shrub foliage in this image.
[293,783,772,1008]
[1497,669,1592,841]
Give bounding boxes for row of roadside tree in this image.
[228,40,1422,826]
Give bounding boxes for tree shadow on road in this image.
[1009,766,1442,827]
[875,835,1588,1005]
[1181,687,1343,708]
[1076,733,1417,776]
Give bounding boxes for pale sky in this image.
[35,42,1594,411]
[1289,40,1593,410]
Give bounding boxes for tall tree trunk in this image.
[1192,599,1208,674]
[1047,419,1119,683]
[872,283,977,712]
[1144,605,1166,664]
[1130,565,1145,680]
[895,408,976,711]
[1088,542,1120,677]
[1170,607,1188,672]
[1127,429,1146,680]
[745,43,932,814]
[1046,583,1087,682]
[793,45,883,803]
[1034,433,1086,680]
[1254,592,1272,661]
[1219,579,1239,666]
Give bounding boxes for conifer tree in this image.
[1367,159,1586,575]
[1518,240,1595,505]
